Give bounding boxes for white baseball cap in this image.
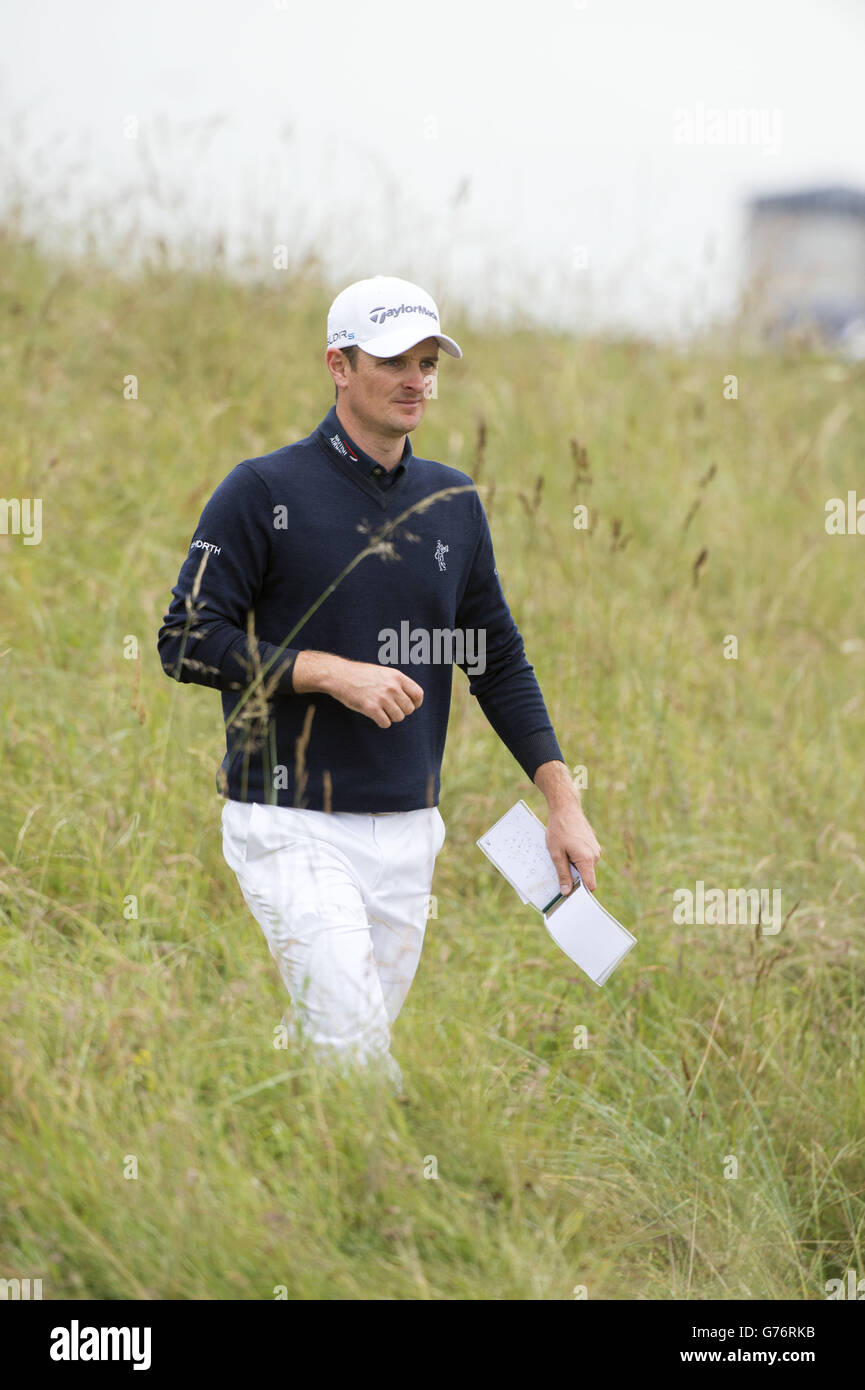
[326,275,462,359]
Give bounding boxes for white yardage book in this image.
[477,800,636,986]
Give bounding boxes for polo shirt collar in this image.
[316,406,411,489]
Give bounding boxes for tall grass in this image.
[1,221,863,1299]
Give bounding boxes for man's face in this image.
[333,337,439,436]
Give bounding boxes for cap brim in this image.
[357,328,462,360]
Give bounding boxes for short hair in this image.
[334,345,359,402]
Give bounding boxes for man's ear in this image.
[326,347,349,394]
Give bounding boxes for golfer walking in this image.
[157,275,601,1092]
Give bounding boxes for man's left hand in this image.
[533,760,602,894]
[545,801,602,895]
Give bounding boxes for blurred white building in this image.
[744,185,865,356]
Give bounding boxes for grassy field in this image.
[1,222,863,1300]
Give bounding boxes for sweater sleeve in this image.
[157,462,300,696]
[453,489,565,781]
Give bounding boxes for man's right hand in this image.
[292,651,424,729]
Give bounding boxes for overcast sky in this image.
[2,0,864,338]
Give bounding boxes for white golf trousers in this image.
[220,798,446,1091]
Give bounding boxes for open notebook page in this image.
[477,800,636,986]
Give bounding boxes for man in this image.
[157,274,601,1094]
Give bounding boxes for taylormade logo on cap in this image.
[368,303,437,326]
[326,276,463,360]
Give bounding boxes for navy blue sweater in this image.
[157,405,564,811]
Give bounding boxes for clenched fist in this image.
[291,650,424,729]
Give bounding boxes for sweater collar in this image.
[316,406,411,489]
